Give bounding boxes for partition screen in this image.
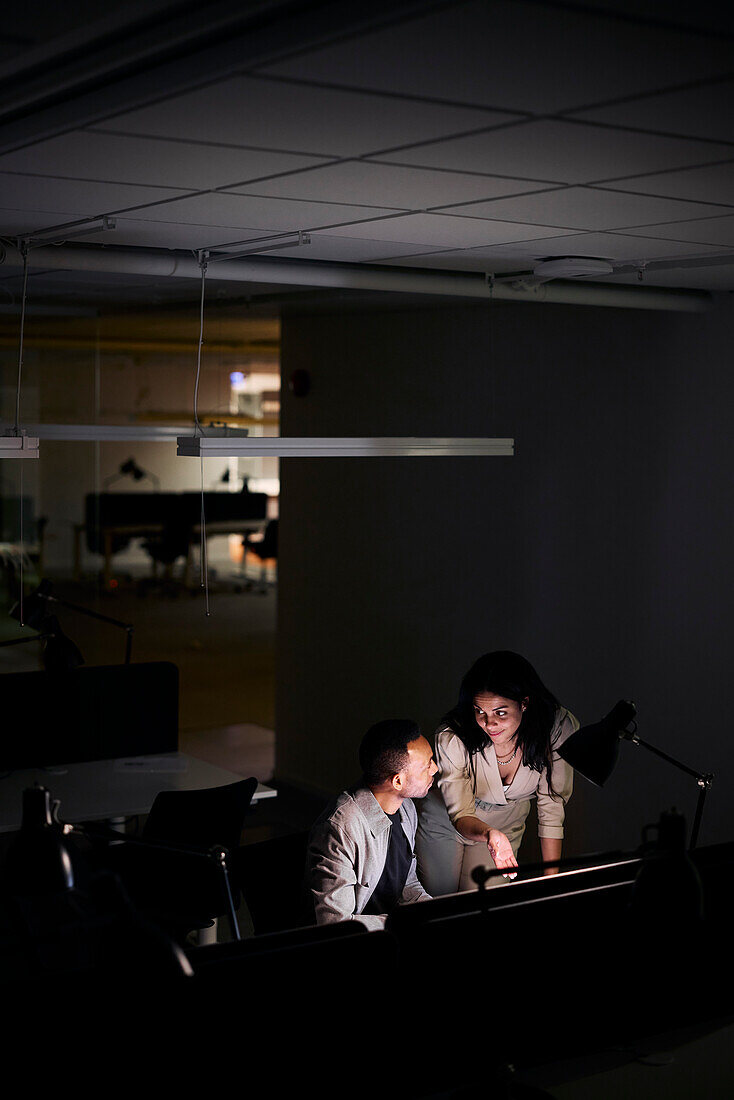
[0,660,179,769]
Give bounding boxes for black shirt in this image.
[362,809,412,916]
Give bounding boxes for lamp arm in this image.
[626,733,714,849]
[0,632,54,647]
[624,732,709,782]
[45,594,133,632]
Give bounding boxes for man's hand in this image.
[487,828,518,879]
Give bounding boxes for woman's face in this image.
[472,692,526,742]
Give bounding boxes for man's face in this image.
[399,736,438,799]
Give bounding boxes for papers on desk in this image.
[114,755,188,773]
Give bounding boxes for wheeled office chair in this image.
[101,777,258,945]
[241,519,278,593]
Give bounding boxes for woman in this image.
[415,650,577,895]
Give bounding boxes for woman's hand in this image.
[487,829,518,879]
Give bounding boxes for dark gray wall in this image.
[275,295,734,858]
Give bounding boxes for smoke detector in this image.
[532,257,614,280]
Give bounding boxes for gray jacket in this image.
[308,786,431,930]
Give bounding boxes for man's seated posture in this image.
[308,718,437,929]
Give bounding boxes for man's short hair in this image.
[359,719,421,787]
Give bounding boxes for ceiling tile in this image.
[439,186,727,231]
[0,173,190,220]
[0,207,61,235]
[623,215,734,247]
[0,130,330,190]
[379,120,732,184]
[131,191,399,233]
[75,218,272,251]
[605,263,734,291]
[229,160,544,209]
[258,0,734,113]
[376,249,543,273]
[103,75,513,159]
[274,235,446,263]
[476,230,733,263]
[602,162,734,206]
[571,80,734,144]
[318,212,576,249]
[374,233,733,273]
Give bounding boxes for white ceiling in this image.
[1,0,733,307]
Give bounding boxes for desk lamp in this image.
[10,578,133,663]
[557,700,714,848]
[0,620,82,670]
[103,456,160,491]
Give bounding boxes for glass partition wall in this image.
[0,304,279,780]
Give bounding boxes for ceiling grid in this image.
[0,0,732,304]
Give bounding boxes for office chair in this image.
[139,516,192,595]
[241,518,278,593]
[101,776,258,945]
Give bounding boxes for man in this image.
[308,718,438,929]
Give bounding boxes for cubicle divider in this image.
[0,660,179,769]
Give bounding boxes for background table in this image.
[0,751,275,833]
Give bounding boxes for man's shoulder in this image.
[311,787,374,834]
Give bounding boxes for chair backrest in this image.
[259,519,278,557]
[142,777,258,852]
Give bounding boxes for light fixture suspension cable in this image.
[14,243,30,624]
[193,251,210,614]
[193,253,207,438]
[14,244,29,436]
[19,460,24,625]
[200,453,210,616]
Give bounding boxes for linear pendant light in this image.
[176,435,514,458]
[178,251,514,461]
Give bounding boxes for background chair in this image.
[100,776,258,945]
[241,518,278,593]
[139,515,192,594]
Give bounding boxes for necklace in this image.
[496,744,519,766]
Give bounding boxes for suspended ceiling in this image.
[1,0,734,312]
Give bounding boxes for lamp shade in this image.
[557,700,636,786]
[42,616,84,670]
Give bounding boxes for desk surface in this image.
[0,752,275,833]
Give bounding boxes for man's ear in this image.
[391,771,405,793]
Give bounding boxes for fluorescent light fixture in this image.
[177,436,514,458]
[6,423,191,442]
[203,230,310,263]
[0,433,39,458]
[19,215,115,249]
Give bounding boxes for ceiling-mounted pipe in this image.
[0,243,712,313]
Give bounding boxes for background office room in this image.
[0,2,733,1094]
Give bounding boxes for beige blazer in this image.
[435,706,578,840]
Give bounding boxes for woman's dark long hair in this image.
[442,650,561,795]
